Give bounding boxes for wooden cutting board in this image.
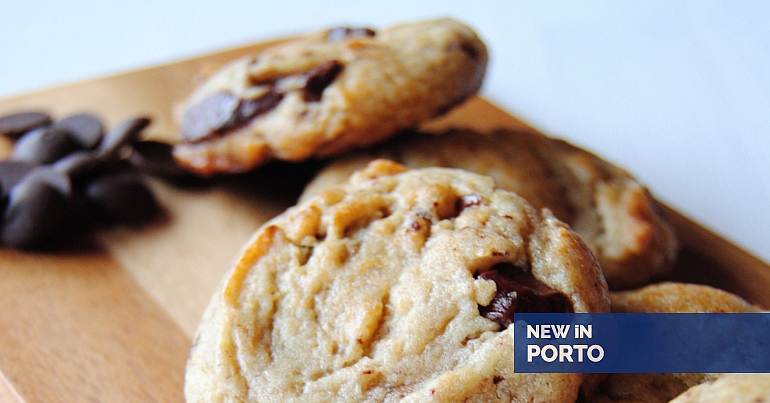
[1,38,768,403]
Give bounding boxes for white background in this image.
[1,1,768,264]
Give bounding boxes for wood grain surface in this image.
[0,37,768,402]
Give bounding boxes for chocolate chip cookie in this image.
[185,161,610,403]
[172,18,487,175]
[610,282,761,314]
[586,282,762,403]
[300,128,678,290]
[669,373,770,403]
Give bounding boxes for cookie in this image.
[172,18,488,175]
[669,373,770,403]
[610,282,761,314]
[185,161,610,403]
[586,282,761,403]
[300,128,678,290]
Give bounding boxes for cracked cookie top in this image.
[172,18,487,175]
[185,161,610,403]
[300,128,679,290]
[669,373,770,403]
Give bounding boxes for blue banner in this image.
[513,313,770,373]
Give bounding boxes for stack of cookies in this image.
[175,18,768,403]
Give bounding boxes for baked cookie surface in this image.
[586,282,761,403]
[610,282,761,314]
[185,161,610,403]
[669,373,770,403]
[300,128,678,290]
[172,18,487,175]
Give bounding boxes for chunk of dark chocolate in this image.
[302,60,344,102]
[0,160,38,199]
[129,140,198,183]
[179,90,283,143]
[52,151,102,179]
[233,90,284,125]
[477,262,574,329]
[179,92,240,142]
[84,171,158,224]
[54,113,104,149]
[11,126,80,165]
[98,116,151,160]
[0,111,169,250]
[1,169,71,249]
[0,111,52,140]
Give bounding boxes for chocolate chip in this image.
[52,150,102,179]
[0,112,165,249]
[66,186,98,227]
[26,167,72,195]
[326,27,376,41]
[0,111,52,140]
[180,92,239,142]
[98,116,151,160]
[84,171,158,223]
[247,74,280,88]
[180,60,347,141]
[129,141,196,183]
[180,91,283,143]
[11,126,80,164]
[1,169,71,249]
[236,91,284,122]
[302,60,344,102]
[477,263,574,329]
[0,160,37,200]
[54,113,104,149]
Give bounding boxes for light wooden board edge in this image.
[663,205,770,307]
[0,248,190,402]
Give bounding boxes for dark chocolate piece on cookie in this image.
[477,262,575,328]
[173,18,488,175]
[180,91,285,143]
[301,60,343,102]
